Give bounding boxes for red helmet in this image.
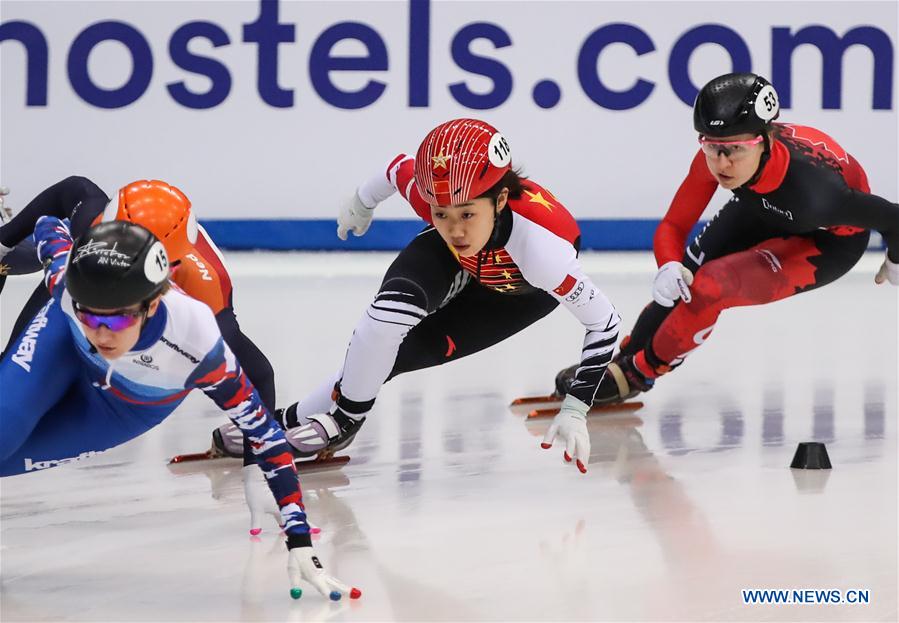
[414,118,512,207]
[101,180,198,261]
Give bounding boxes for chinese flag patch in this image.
[553,274,577,296]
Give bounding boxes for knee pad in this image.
[368,279,429,331]
[690,258,740,308]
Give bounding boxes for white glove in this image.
[540,394,591,474]
[242,464,284,536]
[874,254,899,286]
[287,546,361,601]
[0,187,12,262]
[652,261,694,307]
[336,191,376,241]
[0,186,11,223]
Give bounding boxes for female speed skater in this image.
[216,118,622,474]
[553,72,899,403]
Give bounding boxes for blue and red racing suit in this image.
[0,217,311,546]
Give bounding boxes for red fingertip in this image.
[563,452,571,462]
[540,442,552,449]
[576,460,587,474]
[350,588,362,599]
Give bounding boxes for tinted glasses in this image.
[73,302,146,331]
[698,135,764,160]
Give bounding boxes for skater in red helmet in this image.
[217,118,621,474]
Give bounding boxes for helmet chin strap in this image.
[744,131,772,188]
[489,202,502,247]
[138,299,153,331]
[476,201,503,281]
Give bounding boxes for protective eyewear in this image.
[698,135,764,160]
[73,302,146,331]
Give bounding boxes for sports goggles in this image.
[73,302,146,331]
[698,135,764,160]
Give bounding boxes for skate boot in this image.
[553,335,639,398]
[211,424,244,458]
[282,404,365,459]
[210,406,293,459]
[553,363,579,397]
[591,352,656,405]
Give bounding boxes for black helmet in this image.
[693,73,780,137]
[66,221,169,309]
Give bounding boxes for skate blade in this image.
[295,454,350,473]
[526,401,644,419]
[509,394,562,416]
[168,449,228,464]
[510,394,560,406]
[169,450,217,465]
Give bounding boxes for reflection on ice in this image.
[1,252,895,621]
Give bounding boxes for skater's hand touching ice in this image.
[874,253,899,286]
[242,464,323,537]
[541,394,590,474]
[242,464,285,536]
[287,546,362,601]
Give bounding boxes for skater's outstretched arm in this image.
[829,189,899,284]
[335,153,434,241]
[512,221,621,474]
[33,216,74,297]
[654,150,719,266]
[0,176,108,250]
[186,325,359,600]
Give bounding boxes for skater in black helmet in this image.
[554,72,899,404]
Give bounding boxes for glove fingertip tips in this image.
[249,528,262,536]
[576,460,587,474]
[330,590,342,601]
[290,587,303,600]
[350,587,362,599]
[540,442,552,449]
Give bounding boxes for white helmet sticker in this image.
[102,199,118,222]
[755,84,779,122]
[186,211,198,244]
[487,133,511,168]
[143,240,169,285]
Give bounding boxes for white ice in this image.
[1,251,896,622]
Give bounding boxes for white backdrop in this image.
[1,0,896,226]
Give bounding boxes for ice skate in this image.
[511,357,649,416]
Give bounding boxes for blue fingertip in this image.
[330,590,342,601]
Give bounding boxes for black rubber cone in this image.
[790,442,832,469]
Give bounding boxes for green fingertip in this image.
[290,587,303,600]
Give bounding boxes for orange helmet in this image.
[101,180,198,261]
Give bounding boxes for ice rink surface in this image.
[1,251,896,622]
